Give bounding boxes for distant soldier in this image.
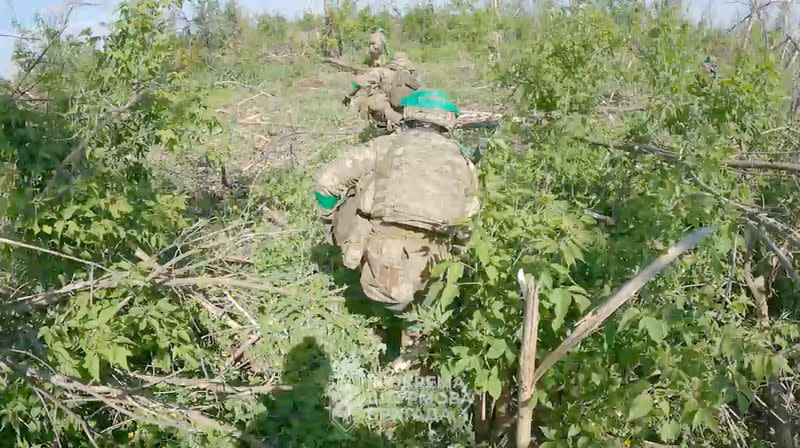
[367,28,388,67]
[702,55,718,78]
[342,52,422,132]
[315,90,479,350]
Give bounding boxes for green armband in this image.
[314,191,339,210]
[351,81,360,89]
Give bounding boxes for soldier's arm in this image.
[314,142,382,212]
[342,80,362,105]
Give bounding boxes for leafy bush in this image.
[411,5,800,447]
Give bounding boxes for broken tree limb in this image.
[128,372,289,396]
[0,237,108,272]
[724,159,800,175]
[750,224,800,289]
[320,57,365,75]
[0,357,270,448]
[532,226,716,384]
[5,273,293,315]
[515,272,540,448]
[456,110,503,129]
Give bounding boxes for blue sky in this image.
[0,1,770,78]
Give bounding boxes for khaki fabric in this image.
[316,134,393,199]
[315,128,479,310]
[371,128,479,232]
[353,67,393,94]
[385,52,420,108]
[359,222,449,311]
[358,92,403,130]
[331,196,372,269]
[403,105,457,131]
[368,32,387,67]
[351,63,420,129]
[316,128,479,232]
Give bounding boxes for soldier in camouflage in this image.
[315,90,479,335]
[367,28,388,67]
[341,52,421,132]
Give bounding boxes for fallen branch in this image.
[0,237,108,272]
[162,276,291,295]
[320,57,365,75]
[725,159,800,175]
[750,224,800,289]
[213,80,274,98]
[456,110,503,129]
[129,372,289,396]
[33,386,100,448]
[599,139,800,175]
[0,357,269,448]
[532,227,716,384]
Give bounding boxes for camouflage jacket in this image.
[316,128,480,233]
[353,62,420,100]
[353,67,394,96]
[368,32,386,57]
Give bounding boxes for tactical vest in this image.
[388,68,421,109]
[359,128,479,233]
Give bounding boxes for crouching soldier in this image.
[314,90,479,361]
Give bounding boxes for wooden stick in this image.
[515,273,540,448]
[753,225,800,289]
[0,237,108,272]
[532,227,716,384]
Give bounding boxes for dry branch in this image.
[129,372,289,396]
[0,357,269,448]
[515,273,540,448]
[591,139,800,175]
[750,224,800,289]
[0,237,108,271]
[33,386,100,448]
[532,227,716,384]
[320,57,365,74]
[456,110,503,129]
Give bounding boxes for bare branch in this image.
[34,387,100,448]
[750,223,800,289]
[515,273,539,448]
[128,372,289,396]
[532,227,716,384]
[0,237,108,272]
[0,357,269,448]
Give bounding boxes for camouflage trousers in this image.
[368,52,387,68]
[357,92,403,131]
[328,197,450,313]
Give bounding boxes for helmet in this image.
[400,90,460,130]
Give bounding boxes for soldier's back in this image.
[368,128,479,232]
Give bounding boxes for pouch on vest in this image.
[389,70,421,109]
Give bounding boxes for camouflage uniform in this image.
[316,127,479,311]
[353,67,403,131]
[348,53,421,132]
[368,31,387,67]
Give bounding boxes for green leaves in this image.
[550,288,572,331]
[486,338,508,360]
[628,393,654,420]
[658,420,681,442]
[639,316,667,344]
